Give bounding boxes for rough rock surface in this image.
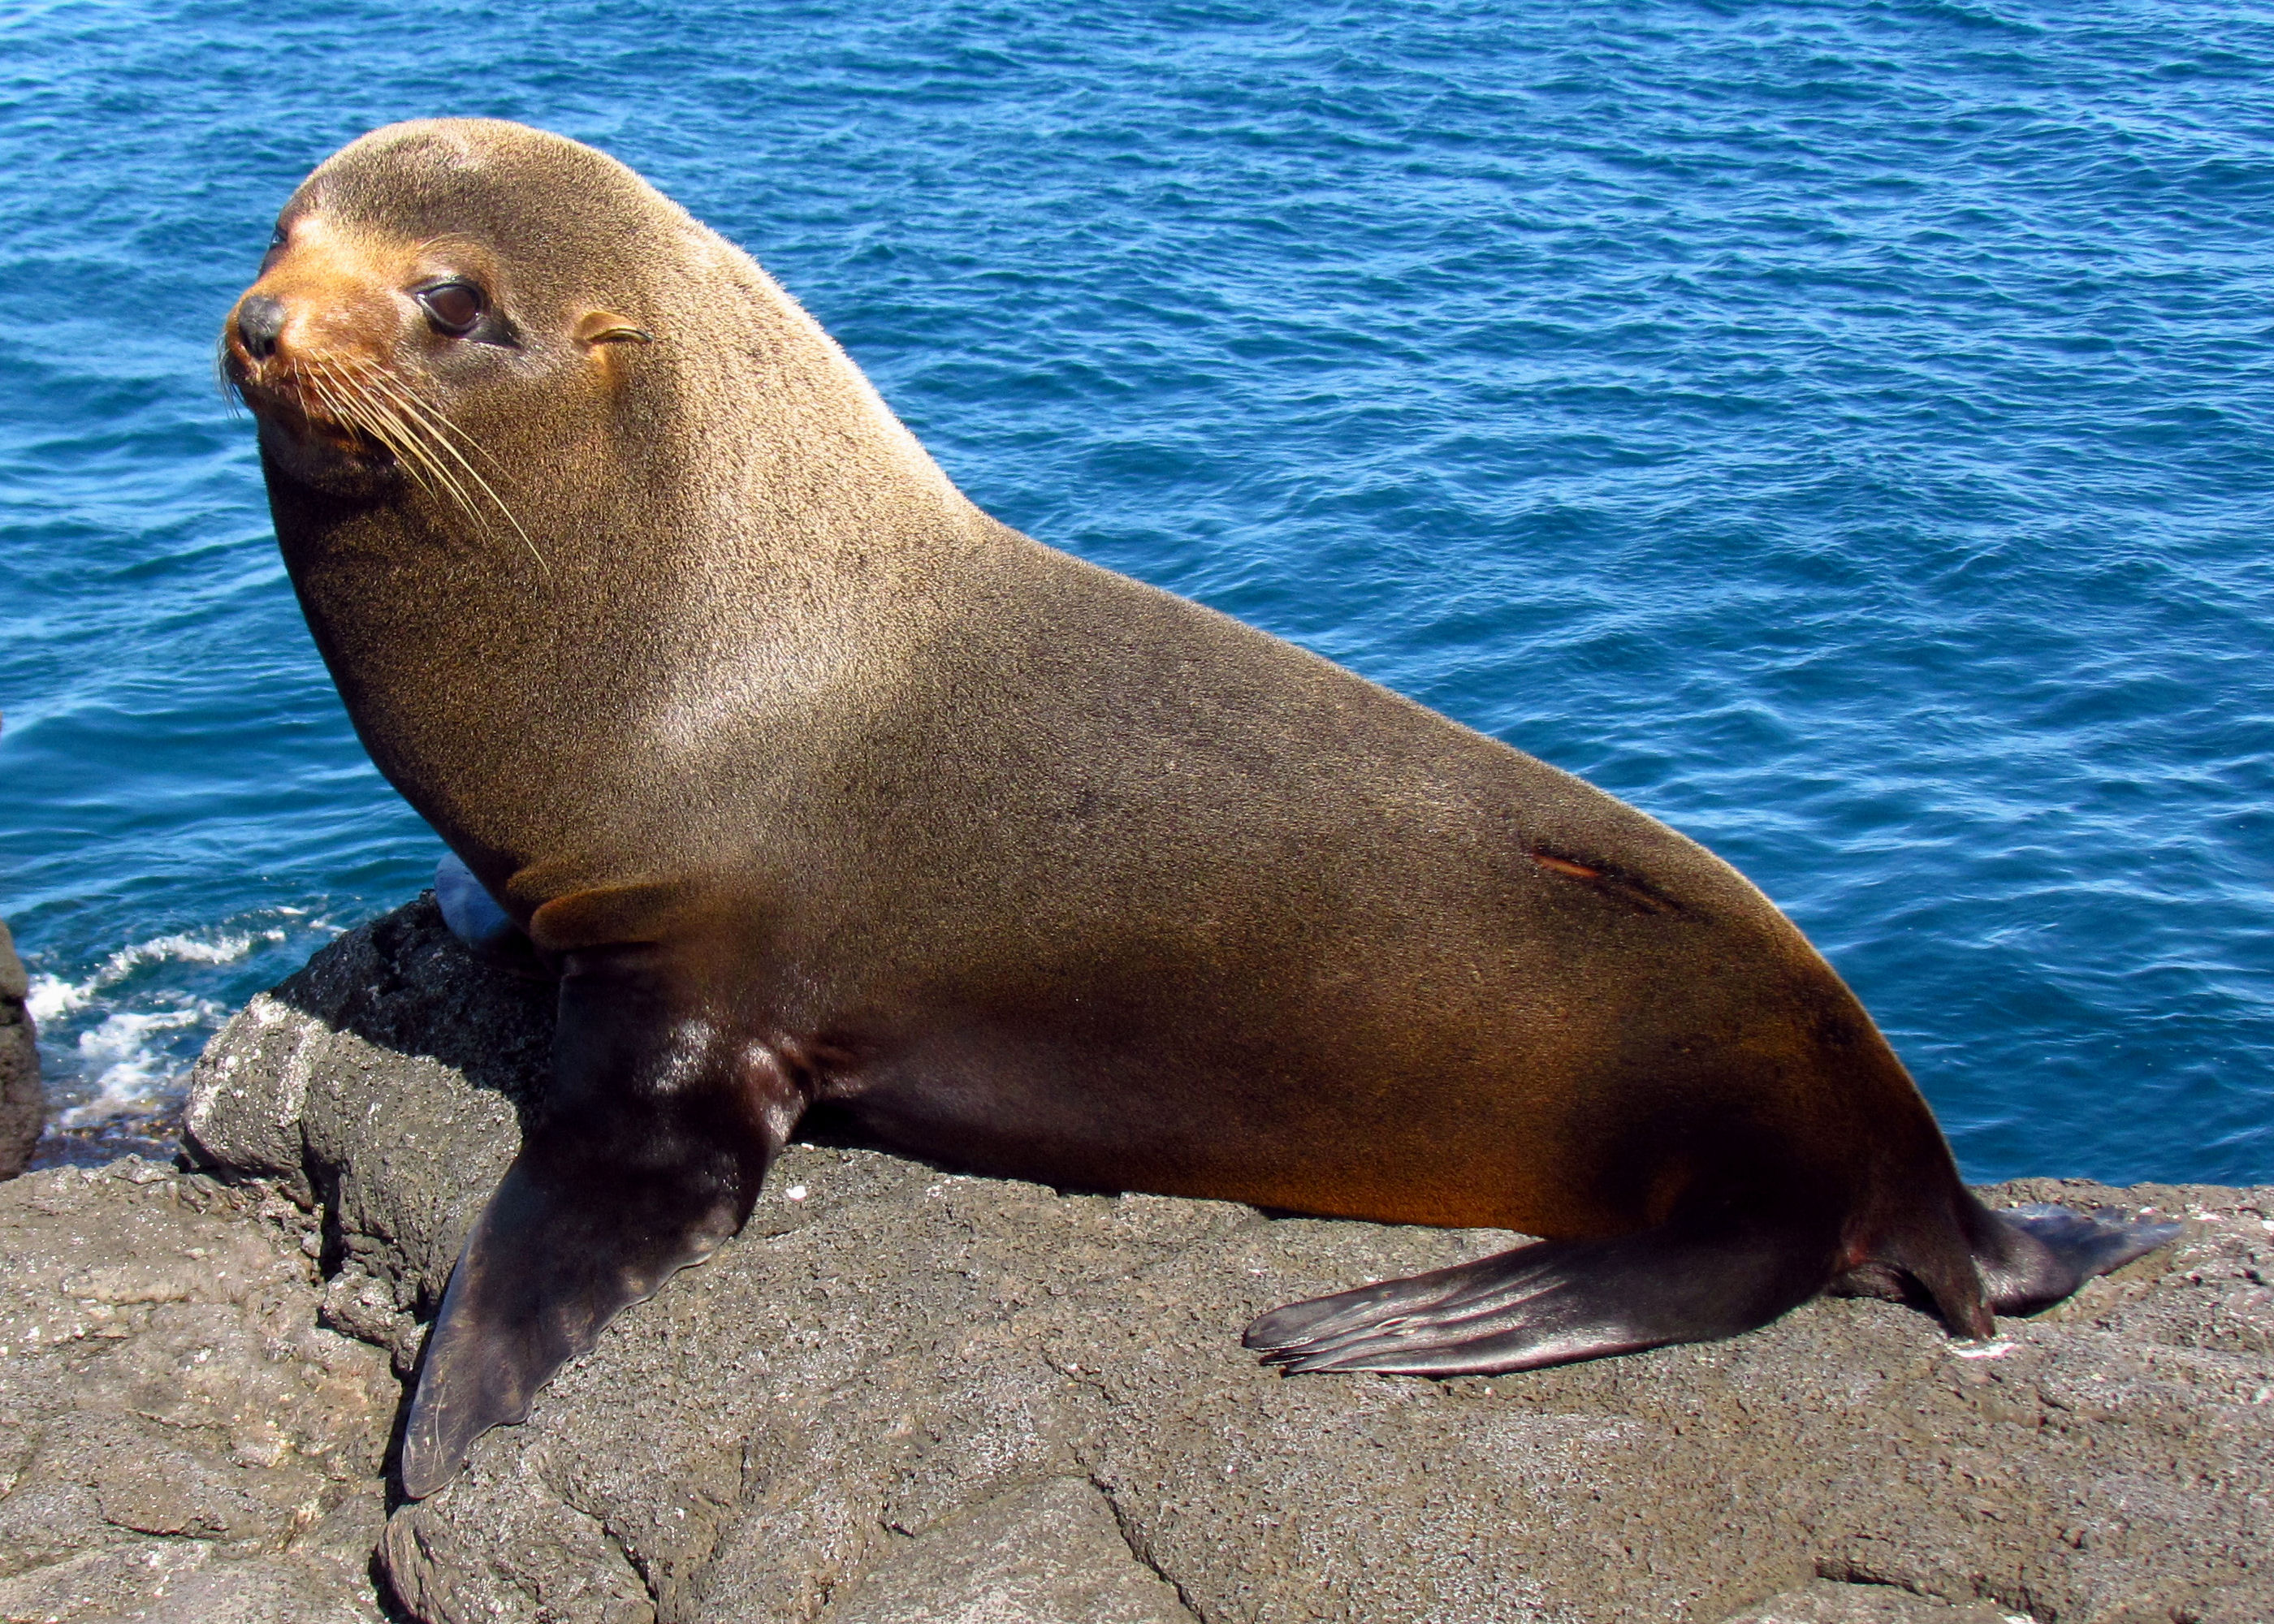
[0,1156,396,1622]
[175,899,2271,1624]
[0,920,43,1181]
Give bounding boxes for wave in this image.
[24,928,275,1024]
[24,918,340,1127]
[56,1001,231,1126]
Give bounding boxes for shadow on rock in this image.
[182,896,552,1341]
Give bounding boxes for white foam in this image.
[24,974,89,1025]
[24,926,283,1027]
[25,921,308,1126]
[58,1000,228,1125]
[141,931,270,965]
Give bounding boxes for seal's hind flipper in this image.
[1970,1200,2182,1319]
[1244,1215,1831,1376]
[397,950,789,1499]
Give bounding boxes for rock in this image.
[1719,1580,2017,1622]
[182,897,553,1336]
[0,1156,396,1623]
[822,1478,1198,1624]
[0,919,43,1181]
[183,898,2274,1624]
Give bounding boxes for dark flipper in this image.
[1968,1199,2182,1319]
[397,950,791,1499]
[1244,1212,1833,1376]
[1827,1190,2185,1338]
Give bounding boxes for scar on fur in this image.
[1528,849,1685,917]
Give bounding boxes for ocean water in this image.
[3,0,2271,1183]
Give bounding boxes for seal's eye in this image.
[416,281,485,338]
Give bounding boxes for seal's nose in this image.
[236,294,287,360]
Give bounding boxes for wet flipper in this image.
[1968,1199,2182,1319]
[1244,1213,1832,1377]
[397,951,790,1499]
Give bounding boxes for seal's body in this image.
[224,120,2176,1500]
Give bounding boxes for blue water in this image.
[4,1,2271,1183]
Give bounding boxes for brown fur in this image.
[225,121,2164,1496]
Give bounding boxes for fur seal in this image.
[222,119,2178,1501]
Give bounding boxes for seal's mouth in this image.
[224,356,396,466]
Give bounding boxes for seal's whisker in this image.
[356,369,547,572]
[308,356,424,469]
[345,361,547,577]
[362,399,483,533]
[351,361,506,471]
[310,360,473,524]
[297,365,362,444]
[321,362,439,483]
[320,360,483,526]
[305,370,417,499]
[340,354,497,476]
[303,361,404,471]
[214,343,246,417]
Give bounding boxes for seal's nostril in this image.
[237,294,287,359]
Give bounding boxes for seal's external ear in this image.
[573,310,652,346]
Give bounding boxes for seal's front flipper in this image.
[397,1139,750,1497]
[1969,1200,2182,1319]
[397,951,790,1499]
[1244,1215,1831,1376]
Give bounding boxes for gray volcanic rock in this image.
[0,1156,395,1623]
[1718,1585,2016,1623]
[0,920,43,1181]
[183,899,2274,1624]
